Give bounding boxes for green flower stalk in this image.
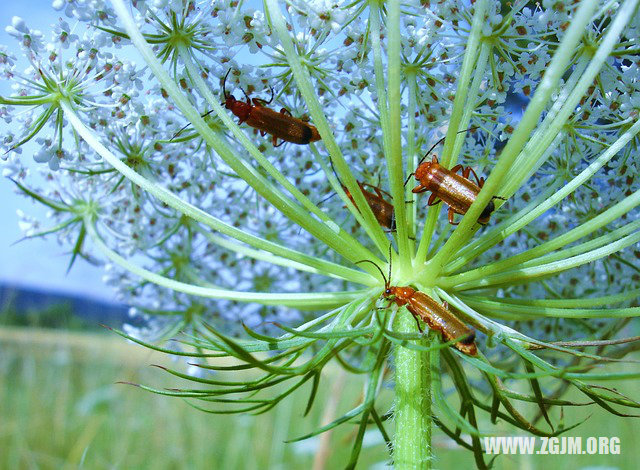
[2,0,640,467]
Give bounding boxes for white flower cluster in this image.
[1,0,638,350]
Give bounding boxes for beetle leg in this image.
[412,184,428,194]
[450,164,464,175]
[427,192,441,206]
[470,168,483,186]
[466,166,484,187]
[361,182,392,199]
[236,112,248,125]
[374,299,394,312]
[410,312,424,333]
[273,136,285,147]
[448,207,459,225]
[259,129,266,137]
[279,107,292,116]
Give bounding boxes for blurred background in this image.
[0,2,636,469]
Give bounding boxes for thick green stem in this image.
[415,38,490,264]
[393,310,431,469]
[442,189,640,288]
[444,229,640,290]
[445,115,640,273]
[178,47,338,227]
[414,0,488,265]
[438,0,487,170]
[459,296,640,319]
[405,70,419,248]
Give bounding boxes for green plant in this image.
[2,0,640,467]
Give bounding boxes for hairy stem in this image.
[387,0,412,269]
[393,310,432,469]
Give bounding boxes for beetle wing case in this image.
[245,106,320,145]
[407,292,477,355]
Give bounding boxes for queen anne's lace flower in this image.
[2,0,639,467]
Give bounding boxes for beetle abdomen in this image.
[246,106,320,145]
[478,200,495,224]
[406,292,477,355]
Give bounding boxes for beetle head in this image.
[223,94,237,109]
[414,160,434,181]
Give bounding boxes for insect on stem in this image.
[222,69,321,146]
[411,127,507,225]
[356,248,477,355]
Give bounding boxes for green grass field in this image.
[0,327,637,469]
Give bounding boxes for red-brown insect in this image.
[343,181,396,231]
[328,159,395,230]
[357,257,477,355]
[409,131,504,225]
[222,70,321,146]
[412,155,498,225]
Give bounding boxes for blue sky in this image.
[1,1,118,302]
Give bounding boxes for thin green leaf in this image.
[345,409,370,470]
[523,359,554,431]
[370,408,393,455]
[104,325,225,357]
[303,371,320,417]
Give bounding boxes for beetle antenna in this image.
[414,127,478,170]
[171,109,216,141]
[415,135,447,169]
[328,158,345,189]
[317,191,338,207]
[387,244,392,284]
[355,260,388,288]
[403,172,415,187]
[222,69,232,100]
[265,85,274,104]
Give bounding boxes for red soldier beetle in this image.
[409,129,505,225]
[348,182,396,231]
[328,159,396,231]
[222,69,321,146]
[356,255,477,356]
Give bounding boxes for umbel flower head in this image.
[2,0,640,467]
